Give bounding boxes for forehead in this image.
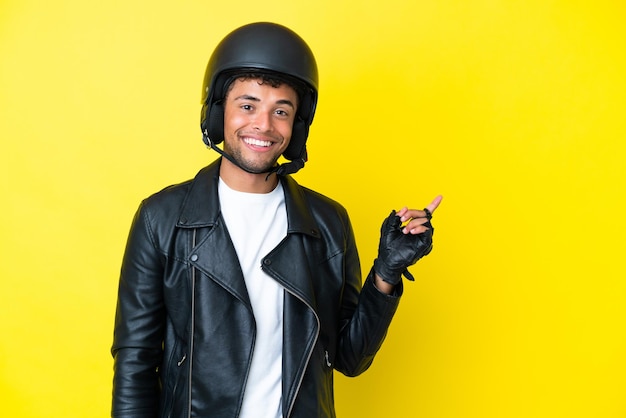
[226,77,298,102]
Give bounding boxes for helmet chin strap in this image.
[271,157,305,177]
[202,130,306,179]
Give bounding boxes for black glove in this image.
[373,210,434,286]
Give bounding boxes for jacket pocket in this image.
[317,332,334,370]
[161,339,187,417]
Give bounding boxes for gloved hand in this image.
[373,209,434,286]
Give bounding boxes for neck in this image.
[219,158,279,193]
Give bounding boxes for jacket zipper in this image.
[186,228,198,418]
[282,287,320,418]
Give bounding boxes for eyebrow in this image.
[234,94,296,109]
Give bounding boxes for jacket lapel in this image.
[276,174,321,307]
[177,160,251,308]
[191,220,251,307]
[177,161,322,312]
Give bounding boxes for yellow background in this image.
[1,0,625,416]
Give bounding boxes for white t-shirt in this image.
[218,178,287,418]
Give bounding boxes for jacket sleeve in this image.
[333,214,403,377]
[111,202,165,417]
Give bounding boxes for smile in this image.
[243,137,273,147]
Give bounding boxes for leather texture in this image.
[111,160,402,418]
[374,210,434,285]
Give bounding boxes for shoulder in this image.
[283,177,353,237]
[282,175,348,217]
[139,161,220,221]
[300,185,348,218]
[140,178,193,218]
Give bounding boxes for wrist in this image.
[373,273,395,295]
[373,258,401,286]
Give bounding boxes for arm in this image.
[111,203,165,418]
[334,196,442,375]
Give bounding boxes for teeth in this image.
[244,137,272,147]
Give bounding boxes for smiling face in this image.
[221,77,298,179]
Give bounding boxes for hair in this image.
[224,71,307,108]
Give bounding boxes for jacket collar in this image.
[177,159,320,238]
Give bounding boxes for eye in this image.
[275,109,289,117]
[241,104,253,111]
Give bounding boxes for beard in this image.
[223,142,280,174]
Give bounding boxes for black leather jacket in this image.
[111,160,402,417]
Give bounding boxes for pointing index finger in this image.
[425,195,443,214]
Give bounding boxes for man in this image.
[111,22,442,418]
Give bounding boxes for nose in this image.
[252,110,273,132]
